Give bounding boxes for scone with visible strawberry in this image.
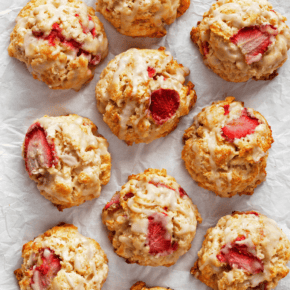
[8,0,108,91]
[182,97,274,197]
[95,47,197,145]
[96,0,189,37]
[191,0,290,82]
[22,114,111,210]
[102,168,202,267]
[131,281,172,290]
[14,223,108,290]
[191,211,290,290]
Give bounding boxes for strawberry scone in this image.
[102,168,202,267]
[131,281,172,290]
[191,211,290,290]
[96,0,189,37]
[15,223,108,290]
[182,97,274,197]
[95,47,197,145]
[190,0,290,82]
[8,0,108,91]
[22,114,111,211]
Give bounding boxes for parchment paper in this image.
[1,0,290,289]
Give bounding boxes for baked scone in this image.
[8,0,108,91]
[96,0,189,37]
[182,97,274,197]
[102,168,202,267]
[15,223,108,290]
[131,281,171,290]
[191,211,290,290]
[95,47,197,145]
[22,114,111,211]
[190,0,290,82]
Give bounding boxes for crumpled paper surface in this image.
[1,0,290,289]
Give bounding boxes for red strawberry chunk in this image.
[223,104,230,115]
[32,22,100,65]
[230,25,278,65]
[202,41,209,55]
[217,236,264,274]
[105,193,120,209]
[147,213,178,256]
[30,248,61,290]
[221,109,259,142]
[233,211,260,217]
[149,181,175,191]
[123,192,134,201]
[90,54,101,65]
[147,67,156,78]
[149,89,180,125]
[178,187,188,198]
[24,122,58,175]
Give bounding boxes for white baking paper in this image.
[1,0,290,289]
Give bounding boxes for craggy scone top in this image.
[131,281,172,290]
[15,223,108,290]
[191,211,290,290]
[8,0,108,90]
[191,0,290,82]
[22,114,111,210]
[96,47,196,145]
[96,0,190,37]
[182,97,274,197]
[102,168,202,267]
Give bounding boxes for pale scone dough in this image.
[15,223,108,290]
[96,0,190,37]
[182,97,274,197]
[191,0,290,82]
[95,47,196,145]
[191,211,290,290]
[22,114,111,210]
[102,168,202,267]
[8,0,108,91]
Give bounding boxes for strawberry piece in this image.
[217,236,264,274]
[24,122,58,175]
[30,248,61,290]
[90,54,101,65]
[123,192,134,201]
[223,104,230,115]
[147,67,156,78]
[149,89,180,125]
[105,193,120,210]
[202,42,209,55]
[221,109,259,142]
[233,211,259,217]
[46,23,65,46]
[32,22,100,65]
[149,181,174,191]
[179,187,188,198]
[230,25,278,65]
[147,213,178,256]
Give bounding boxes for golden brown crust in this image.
[23,114,111,210]
[131,281,172,290]
[190,0,290,82]
[95,47,197,145]
[182,97,274,197]
[96,0,189,38]
[102,168,202,267]
[8,0,108,91]
[191,212,290,289]
[15,223,109,290]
